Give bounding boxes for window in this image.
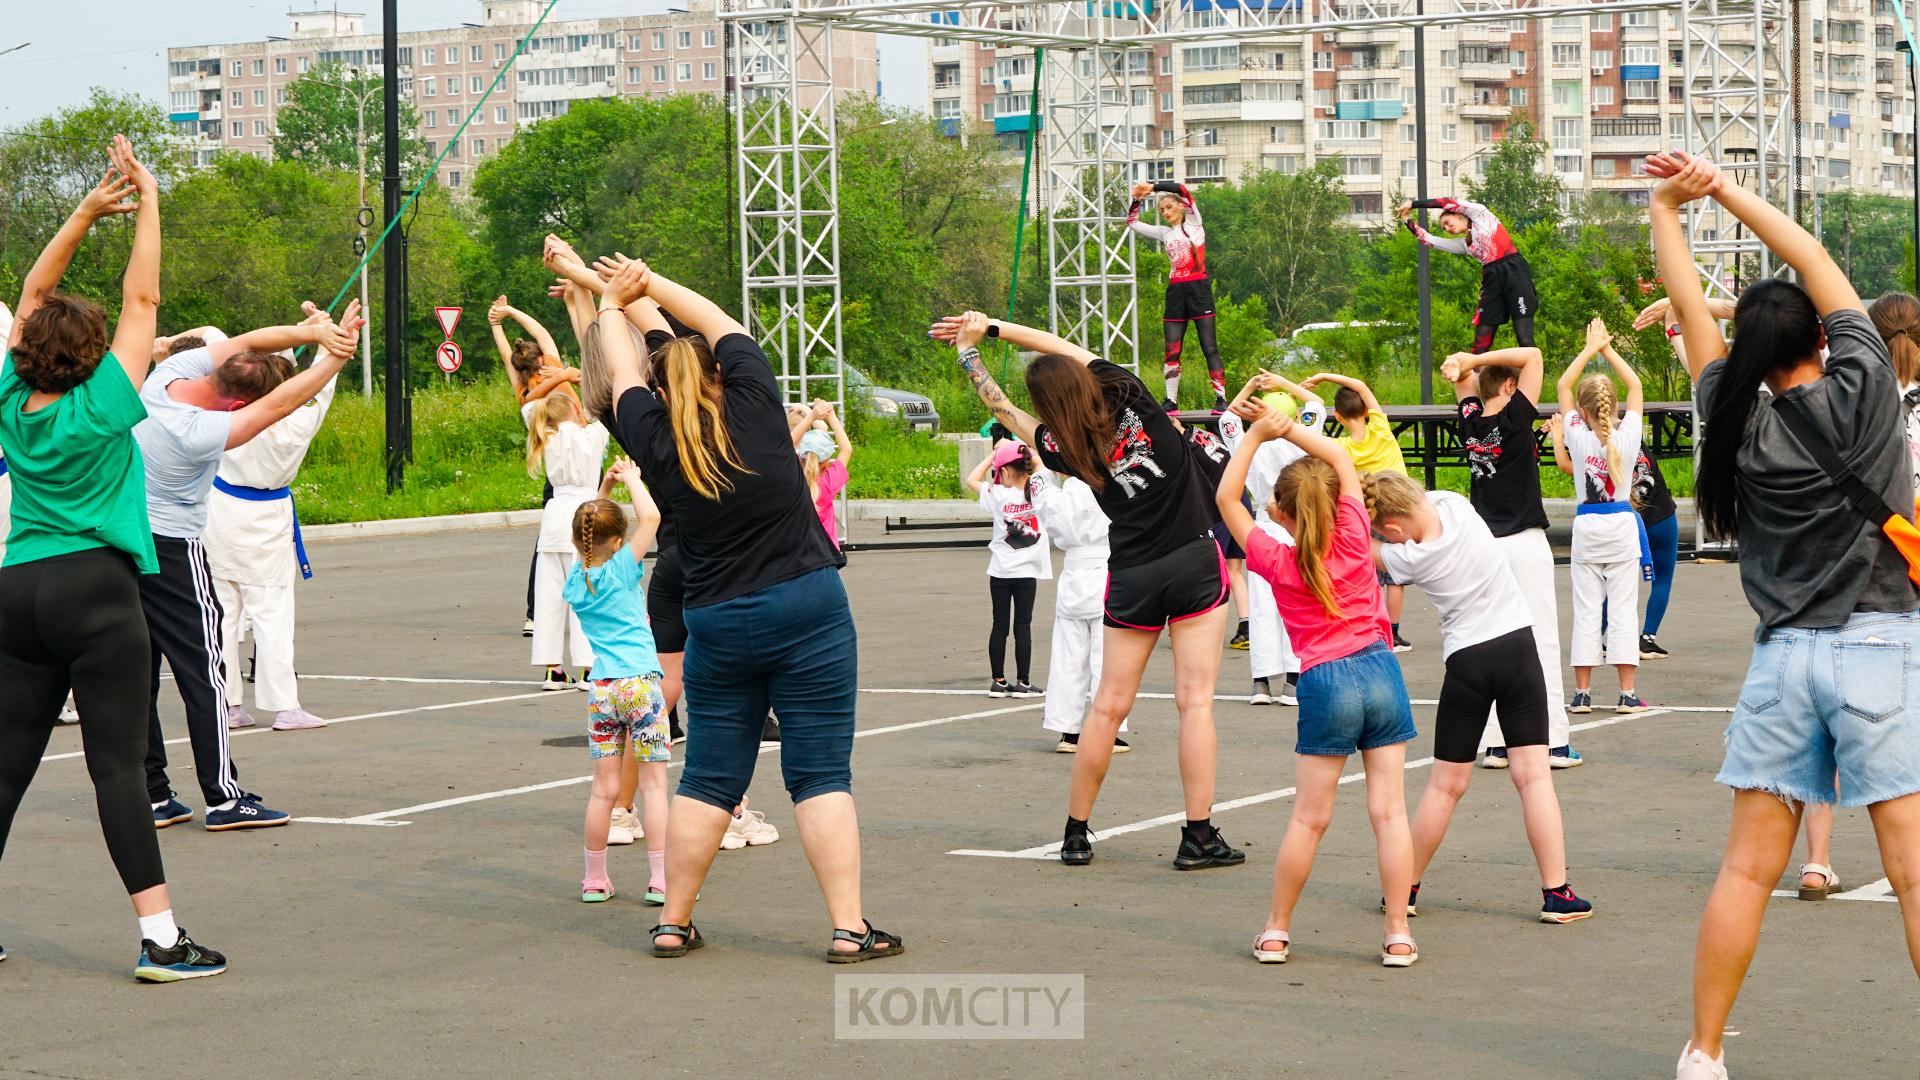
[1442,123,1458,142]
[1669,114,1689,139]
[1553,153,1583,174]
[253,120,268,136]
[1187,126,1220,146]
[1474,121,1494,141]
[447,107,460,124]
[981,102,994,120]
[702,62,717,80]
[703,30,716,48]
[1594,85,1614,106]
[933,97,960,120]
[1592,50,1613,71]
[1625,79,1658,101]
[1552,44,1583,69]
[1183,85,1241,106]
[1315,88,1333,109]
[425,111,438,129]
[471,45,484,62]
[1623,45,1659,65]
[1161,54,1173,75]
[231,121,244,138]
[1441,86,1456,105]
[1552,80,1581,113]
[1349,193,1383,215]
[1267,121,1303,143]
[1342,156,1382,176]
[1132,88,1150,107]
[1401,159,1419,179]
[678,31,691,48]
[1264,154,1303,174]
[1552,15,1581,30]
[444,77,458,95]
[1160,91,1172,112]
[473,138,486,156]
[229,61,242,78]
[497,43,509,60]
[471,76,484,93]
[496,105,509,124]
[653,32,666,50]
[251,59,264,76]
[1183,46,1240,72]
[678,62,692,80]
[250,89,264,106]
[1594,158,1618,178]
[653,64,668,81]
[424,77,437,96]
[1624,9,1655,27]
[629,66,643,83]
[448,170,462,187]
[1511,86,1528,106]
[1246,81,1302,102]
[1317,120,1380,140]
[1313,50,1333,70]
[1552,117,1583,149]
[1591,13,1613,30]
[1187,158,1225,181]
[230,91,243,108]
[275,88,287,105]
[275,57,287,75]
[1401,123,1414,142]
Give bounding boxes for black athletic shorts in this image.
[1104,534,1227,630]
[1163,277,1217,322]
[1474,254,1538,329]
[1208,495,1251,560]
[647,544,688,654]
[1433,626,1548,763]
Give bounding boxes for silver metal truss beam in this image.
[1044,45,1144,371]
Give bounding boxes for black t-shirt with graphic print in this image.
[1458,389,1550,538]
[1631,448,1677,526]
[1182,424,1232,525]
[1034,360,1217,570]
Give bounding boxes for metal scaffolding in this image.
[721,0,1792,386]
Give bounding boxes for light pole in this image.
[314,67,379,396]
[1900,39,1918,293]
[0,41,30,58]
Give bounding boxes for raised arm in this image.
[210,319,332,365]
[1632,294,1736,332]
[503,304,561,361]
[931,311,1044,445]
[1302,371,1381,414]
[1598,340,1645,414]
[1548,413,1573,475]
[1286,405,1362,500]
[1442,346,1544,403]
[1125,182,1170,242]
[594,261,652,404]
[1557,318,1610,412]
[934,313,1099,368]
[105,136,161,387]
[13,142,142,350]
[1215,429,1262,552]
[964,447,994,496]
[227,303,363,449]
[607,459,660,564]
[1643,154,1728,376]
[488,297,527,397]
[823,402,853,467]
[626,259,748,345]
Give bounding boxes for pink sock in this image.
[584,847,609,887]
[647,849,666,893]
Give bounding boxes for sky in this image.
[0,0,928,125]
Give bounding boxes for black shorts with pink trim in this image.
[1104,533,1228,630]
[1163,277,1217,322]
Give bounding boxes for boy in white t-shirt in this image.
[966,441,1053,698]
[1365,474,1594,925]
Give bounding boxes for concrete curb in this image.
[304,508,544,541]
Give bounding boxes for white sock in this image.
[138,910,180,947]
[209,799,237,812]
[1165,374,1181,402]
[150,799,167,811]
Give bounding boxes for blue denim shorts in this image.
[1295,641,1418,756]
[1719,609,1920,808]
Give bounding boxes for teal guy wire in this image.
[320,0,562,315]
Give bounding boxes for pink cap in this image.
[991,442,1028,470]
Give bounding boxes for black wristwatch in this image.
[986,322,1001,339]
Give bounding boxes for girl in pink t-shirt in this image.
[1214,399,1419,970]
[794,401,852,550]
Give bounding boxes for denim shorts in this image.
[1719,609,1920,808]
[1295,641,1418,756]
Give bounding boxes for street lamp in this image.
[313,66,380,396]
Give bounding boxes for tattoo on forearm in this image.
[957,346,1014,419]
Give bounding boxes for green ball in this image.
[1258,391,1298,417]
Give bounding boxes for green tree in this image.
[1206,159,1358,334]
[1815,191,1916,298]
[1464,114,1562,231]
[271,63,428,183]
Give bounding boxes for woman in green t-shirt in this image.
[0,136,227,983]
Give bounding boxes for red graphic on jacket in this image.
[1128,183,1209,283]
[1407,197,1518,266]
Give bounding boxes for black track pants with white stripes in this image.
[142,535,249,808]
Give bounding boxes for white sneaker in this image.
[225,704,256,730]
[1676,1044,1728,1079]
[1249,682,1274,706]
[608,807,642,845]
[1277,681,1299,707]
[521,619,535,638]
[271,709,327,731]
[724,797,780,848]
[58,696,80,724]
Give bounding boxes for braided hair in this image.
[570,499,630,595]
[1576,374,1634,508]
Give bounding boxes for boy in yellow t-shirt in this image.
[1303,371,1413,651]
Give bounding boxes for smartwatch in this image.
[986,322,1001,339]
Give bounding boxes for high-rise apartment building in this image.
[929,0,1916,222]
[165,0,878,190]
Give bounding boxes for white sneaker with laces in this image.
[271,709,327,731]
[607,808,637,846]
[724,797,780,848]
[1676,1044,1728,1079]
[1277,681,1299,707]
[224,705,256,730]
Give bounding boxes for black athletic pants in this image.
[988,576,1037,683]
[526,478,554,620]
[0,549,168,894]
[142,534,248,808]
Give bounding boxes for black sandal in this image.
[650,923,704,958]
[826,920,904,964]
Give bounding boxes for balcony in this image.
[1460,97,1509,118]
[1334,99,1404,120]
[932,79,962,91]
[1240,99,1306,122]
[1460,23,1513,45]
[994,113,1038,134]
[1460,61,1514,82]
[1337,61,1399,78]
[1181,99,1245,121]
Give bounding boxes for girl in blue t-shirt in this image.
[562,459,668,905]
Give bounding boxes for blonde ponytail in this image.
[1361,471,1426,529]
[526,393,576,477]
[657,337,753,501]
[1577,374,1632,507]
[1276,457,1344,619]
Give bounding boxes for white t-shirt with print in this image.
[1245,398,1327,521]
[978,478,1053,580]
[1376,491,1532,660]
[1563,408,1642,564]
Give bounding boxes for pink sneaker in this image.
[225,705,255,730]
[271,709,327,731]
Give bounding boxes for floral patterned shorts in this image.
[586,675,669,762]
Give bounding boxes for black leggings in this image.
[526,478,555,620]
[988,576,1038,683]
[0,549,167,895]
[1470,314,1536,354]
[1162,318,1224,387]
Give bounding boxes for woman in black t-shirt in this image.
[936,310,1242,872]
[593,258,899,964]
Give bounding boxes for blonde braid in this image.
[1577,375,1631,506]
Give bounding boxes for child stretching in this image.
[526,392,609,689]
[1217,400,1419,968]
[966,441,1052,697]
[1555,318,1649,713]
[1030,471,1129,754]
[795,400,853,551]
[1226,372,1323,705]
[1363,472,1595,924]
[564,461,670,904]
[1303,371,1414,651]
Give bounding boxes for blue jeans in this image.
[678,567,857,812]
[1719,609,1920,807]
[1641,513,1680,636]
[1295,642,1418,756]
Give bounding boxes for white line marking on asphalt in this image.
[41,691,555,764]
[301,674,545,686]
[294,702,1046,826]
[1771,876,1899,903]
[861,688,1735,713]
[949,709,1673,859]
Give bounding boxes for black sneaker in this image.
[1172,826,1245,870]
[1013,681,1044,698]
[761,714,782,743]
[1540,883,1594,924]
[1227,629,1250,651]
[1060,821,1093,866]
[1639,634,1670,660]
[1111,736,1131,754]
[540,668,574,692]
[1054,732,1078,753]
[152,797,193,829]
[1161,397,1180,414]
[987,679,1012,699]
[135,930,227,983]
[668,707,684,744]
[1392,631,1413,654]
[1212,393,1229,414]
[1381,882,1421,917]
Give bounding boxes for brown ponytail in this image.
[1275,456,1344,619]
[1870,293,1920,388]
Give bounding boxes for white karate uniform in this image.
[0,454,11,567]
[203,344,330,714]
[525,404,608,669]
[1030,476,1126,734]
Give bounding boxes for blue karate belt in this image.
[0,458,8,478]
[212,477,312,580]
[1575,501,1653,582]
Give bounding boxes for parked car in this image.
[845,363,941,433]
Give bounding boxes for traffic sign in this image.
[435,340,463,374]
[434,306,461,338]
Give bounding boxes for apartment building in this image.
[164,0,878,191]
[928,0,1917,221]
